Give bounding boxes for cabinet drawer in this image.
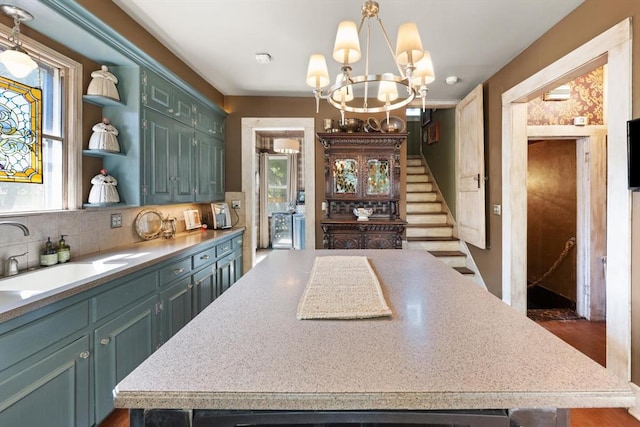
[92,272,157,322]
[159,257,192,286]
[0,301,89,370]
[216,240,232,257]
[192,246,215,270]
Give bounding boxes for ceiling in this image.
[111,0,584,104]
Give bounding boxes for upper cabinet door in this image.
[142,69,195,126]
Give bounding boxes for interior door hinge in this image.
[584,152,591,163]
[155,302,163,314]
[142,119,147,129]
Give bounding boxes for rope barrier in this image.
[527,237,576,289]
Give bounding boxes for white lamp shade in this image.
[331,74,354,103]
[395,23,424,66]
[306,54,330,89]
[377,73,399,103]
[411,50,435,86]
[273,138,300,154]
[332,20,361,64]
[0,48,37,78]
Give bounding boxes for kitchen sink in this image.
[0,262,126,292]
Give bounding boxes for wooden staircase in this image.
[405,156,475,277]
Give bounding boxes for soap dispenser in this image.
[40,237,58,266]
[57,235,70,263]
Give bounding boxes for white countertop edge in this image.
[114,389,637,411]
[0,228,245,323]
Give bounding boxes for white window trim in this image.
[0,22,83,211]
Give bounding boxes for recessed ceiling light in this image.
[255,53,272,64]
[445,76,459,85]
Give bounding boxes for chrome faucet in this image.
[0,221,30,276]
[0,221,30,236]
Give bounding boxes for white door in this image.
[455,84,486,249]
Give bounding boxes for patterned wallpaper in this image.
[527,66,604,125]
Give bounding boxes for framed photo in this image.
[297,190,305,204]
[421,108,432,127]
[427,121,440,144]
[184,209,202,230]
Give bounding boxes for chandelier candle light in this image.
[0,4,37,78]
[306,0,435,122]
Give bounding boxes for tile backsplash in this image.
[0,196,245,276]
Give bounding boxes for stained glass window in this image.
[0,76,42,183]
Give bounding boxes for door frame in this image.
[241,118,316,267]
[502,19,631,379]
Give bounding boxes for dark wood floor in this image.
[100,319,639,427]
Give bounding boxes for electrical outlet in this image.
[231,200,241,209]
[110,213,123,228]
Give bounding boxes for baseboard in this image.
[628,382,640,421]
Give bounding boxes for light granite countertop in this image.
[0,228,244,323]
[114,249,636,411]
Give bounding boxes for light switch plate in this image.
[111,213,122,228]
[492,204,501,216]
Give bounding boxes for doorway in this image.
[525,131,607,323]
[241,118,316,267]
[502,19,631,379]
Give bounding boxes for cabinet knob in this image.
[200,254,210,260]
[100,338,111,346]
[79,351,90,359]
[188,283,194,289]
[168,108,174,113]
[174,267,185,275]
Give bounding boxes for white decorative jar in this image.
[88,118,120,152]
[88,169,120,204]
[86,65,120,100]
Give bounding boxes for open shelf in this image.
[82,94,124,107]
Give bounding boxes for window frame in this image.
[0,21,83,213]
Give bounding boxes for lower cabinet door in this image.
[160,277,193,341]
[217,254,234,295]
[94,295,158,424]
[192,265,216,317]
[0,335,90,427]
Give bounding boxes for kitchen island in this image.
[114,250,635,427]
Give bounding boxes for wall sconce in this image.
[0,4,37,78]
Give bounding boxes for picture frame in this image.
[427,121,440,144]
[421,108,432,127]
[183,209,202,230]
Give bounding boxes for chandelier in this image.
[0,4,37,78]
[306,0,434,121]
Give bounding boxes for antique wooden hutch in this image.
[318,132,407,249]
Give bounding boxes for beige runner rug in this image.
[296,256,392,320]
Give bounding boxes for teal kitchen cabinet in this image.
[142,68,196,127]
[158,255,193,341]
[95,66,227,206]
[233,235,244,282]
[191,245,217,316]
[195,130,226,202]
[93,294,158,423]
[0,335,91,427]
[0,231,244,426]
[143,108,195,205]
[160,276,193,341]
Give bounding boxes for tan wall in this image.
[527,140,577,301]
[472,0,640,297]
